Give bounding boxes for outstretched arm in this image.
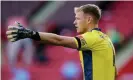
[38,32,77,48]
[6,22,78,49]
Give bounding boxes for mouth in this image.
[75,26,78,29]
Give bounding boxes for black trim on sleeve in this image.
[75,37,81,50]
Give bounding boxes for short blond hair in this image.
[74,4,101,23]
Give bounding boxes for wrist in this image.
[30,31,41,41]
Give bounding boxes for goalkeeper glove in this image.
[6,22,41,42]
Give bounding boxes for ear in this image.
[87,16,92,24]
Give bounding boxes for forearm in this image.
[39,32,62,45]
[38,32,77,48]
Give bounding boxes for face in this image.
[73,11,90,34]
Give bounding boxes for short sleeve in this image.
[74,32,97,50]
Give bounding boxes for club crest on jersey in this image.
[77,35,88,49]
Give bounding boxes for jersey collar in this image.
[91,28,101,31]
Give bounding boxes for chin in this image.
[77,31,83,34]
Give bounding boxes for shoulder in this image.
[81,31,98,40]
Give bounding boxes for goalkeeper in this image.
[6,4,117,80]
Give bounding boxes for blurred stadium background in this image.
[1,1,133,80]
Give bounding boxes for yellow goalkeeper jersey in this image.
[74,28,117,80]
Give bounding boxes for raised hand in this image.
[6,22,35,42]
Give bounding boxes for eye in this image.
[76,17,80,20]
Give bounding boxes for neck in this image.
[88,23,98,31]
